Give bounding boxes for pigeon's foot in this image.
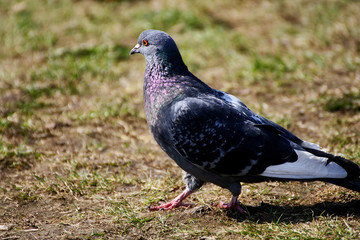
[148,190,193,211]
[148,201,194,210]
[217,196,247,214]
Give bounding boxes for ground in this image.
[1,0,360,239]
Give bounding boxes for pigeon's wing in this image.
[161,94,349,181]
[165,95,298,177]
[216,90,322,151]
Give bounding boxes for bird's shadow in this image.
[226,200,360,223]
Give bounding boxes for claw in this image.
[148,190,193,211]
[148,201,193,210]
[217,196,247,214]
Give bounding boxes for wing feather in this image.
[167,95,297,177]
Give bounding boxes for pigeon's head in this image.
[130,30,185,67]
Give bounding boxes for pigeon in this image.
[130,29,360,213]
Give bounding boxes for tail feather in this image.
[303,147,360,179]
[259,150,348,179]
[325,178,360,193]
[303,146,360,192]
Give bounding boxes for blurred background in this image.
[1,0,360,239]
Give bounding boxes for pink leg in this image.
[148,190,194,211]
[218,196,247,214]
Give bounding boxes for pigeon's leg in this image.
[218,195,247,214]
[216,182,247,214]
[148,173,204,211]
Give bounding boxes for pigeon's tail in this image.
[325,178,360,193]
[258,145,360,189]
[303,146,360,192]
[303,147,360,179]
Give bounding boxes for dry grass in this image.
[1,0,360,239]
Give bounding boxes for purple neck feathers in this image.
[143,59,188,126]
[142,55,211,127]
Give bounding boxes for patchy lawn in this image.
[1,0,360,239]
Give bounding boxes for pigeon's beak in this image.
[130,43,141,55]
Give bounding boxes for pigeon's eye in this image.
[142,39,149,46]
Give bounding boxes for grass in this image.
[324,92,360,112]
[1,0,360,239]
